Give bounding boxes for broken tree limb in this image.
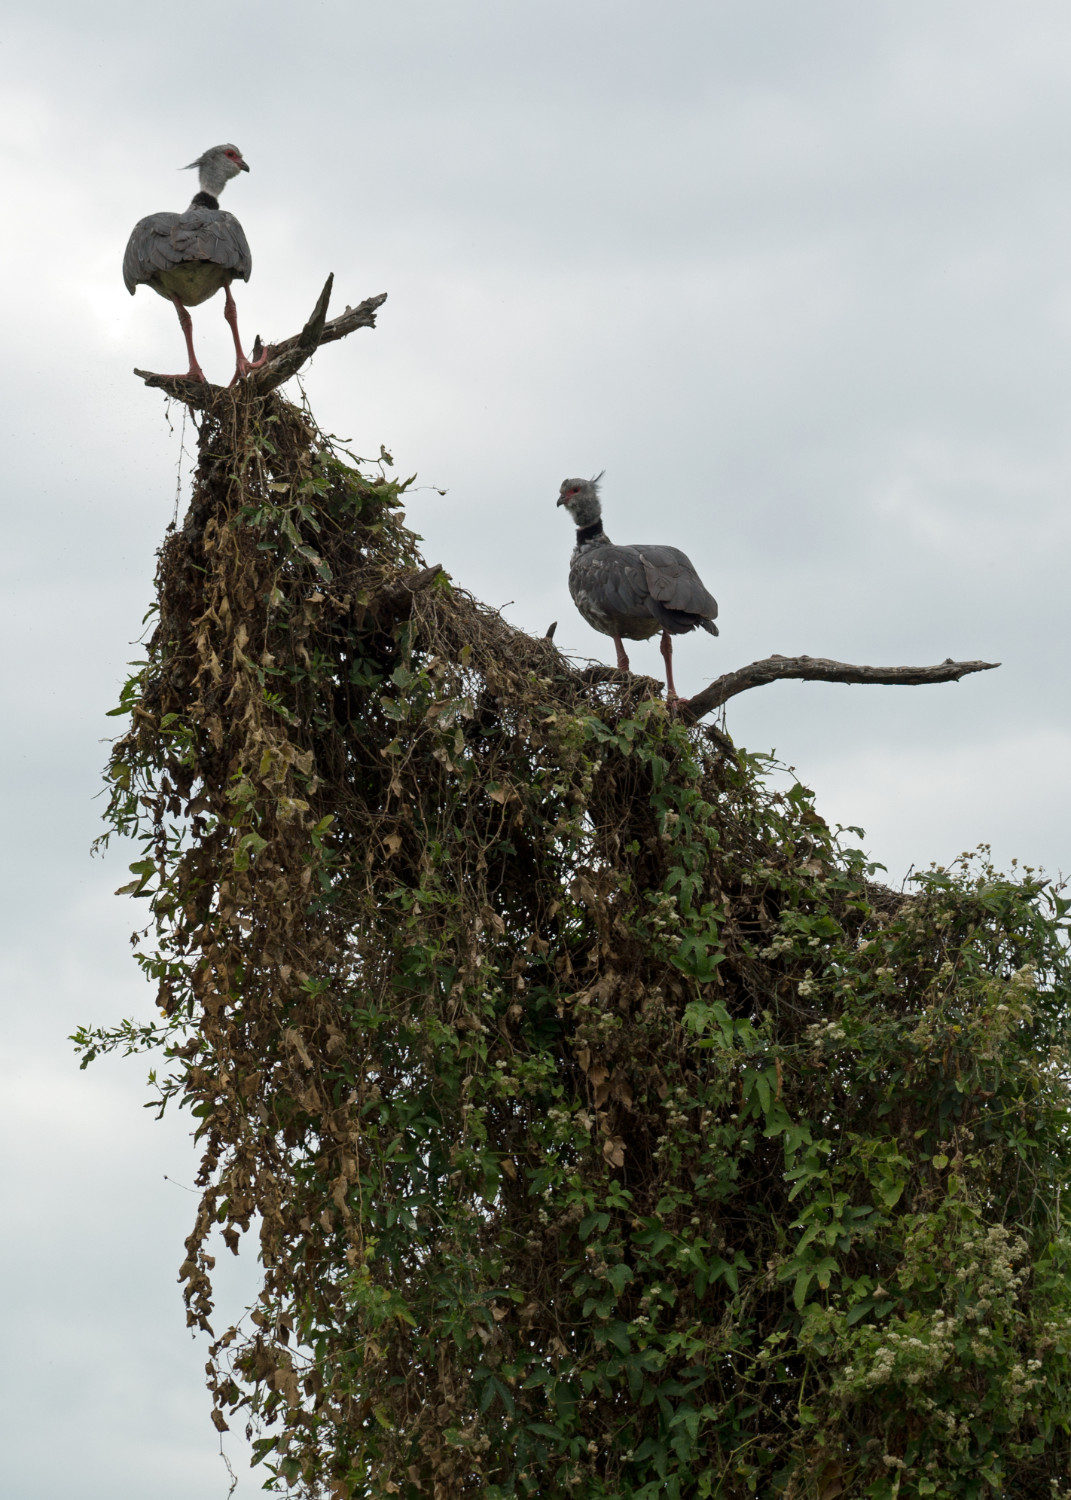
[252,286,388,364]
[680,654,1000,723]
[132,368,217,408]
[244,273,335,397]
[134,278,387,408]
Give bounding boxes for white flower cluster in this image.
[843,1312,958,1391]
[647,893,680,932]
[803,1019,847,1047]
[960,1224,1031,1311]
[838,1222,1043,1439]
[652,1092,695,1160]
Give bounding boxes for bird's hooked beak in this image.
[556,494,567,507]
[238,157,250,171]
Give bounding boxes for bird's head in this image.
[184,144,250,197]
[557,472,605,527]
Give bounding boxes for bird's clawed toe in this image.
[164,366,208,385]
[229,349,271,384]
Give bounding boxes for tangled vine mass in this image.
[80,381,1071,1499]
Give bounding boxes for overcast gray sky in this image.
[4,1,1071,1493]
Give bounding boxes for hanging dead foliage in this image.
[79,370,1071,1500]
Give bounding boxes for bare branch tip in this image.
[681,653,1001,723]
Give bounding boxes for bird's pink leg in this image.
[224,283,269,381]
[169,296,207,384]
[612,635,631,673]
[660,630,681,703]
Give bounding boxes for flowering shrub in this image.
[79,387,1071,1498]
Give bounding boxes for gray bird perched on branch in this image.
[557,474,719,702]
[123,144,264,385]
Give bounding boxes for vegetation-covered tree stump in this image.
[81,300,1071,1499]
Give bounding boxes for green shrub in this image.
[79,388,1071,1499]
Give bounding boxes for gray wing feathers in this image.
[581,549,651,617]
[124,212,179,292]
[632,544,718,621]
[569,540,718,641]
[123,207,252,293]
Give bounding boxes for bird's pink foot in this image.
[163,365,208,384]
[232,348,270,380]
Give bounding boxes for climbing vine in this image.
[79,383,1071,1499]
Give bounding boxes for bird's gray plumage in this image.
[123,144,252,303]
[123,144,265,384]
[557,474,718,699]
[122,205,251,302]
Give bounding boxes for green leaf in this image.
[793,1268,814,1310]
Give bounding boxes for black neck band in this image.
[192,191,219,209]
[576,520,604,543]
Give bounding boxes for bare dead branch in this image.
[252,286,388,363]
[680,654,1000,723]
[132,369,217,406]
[134,278,387,407]
[245,273,335,396]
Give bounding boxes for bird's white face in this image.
[202,144,249,181]
[217,145,249,176]
[557,478,602,527]
[186,144,250,197]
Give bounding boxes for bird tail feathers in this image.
[649,599,719,636]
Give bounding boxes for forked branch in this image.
[134,276,387,408]
[680,654,1000,723]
